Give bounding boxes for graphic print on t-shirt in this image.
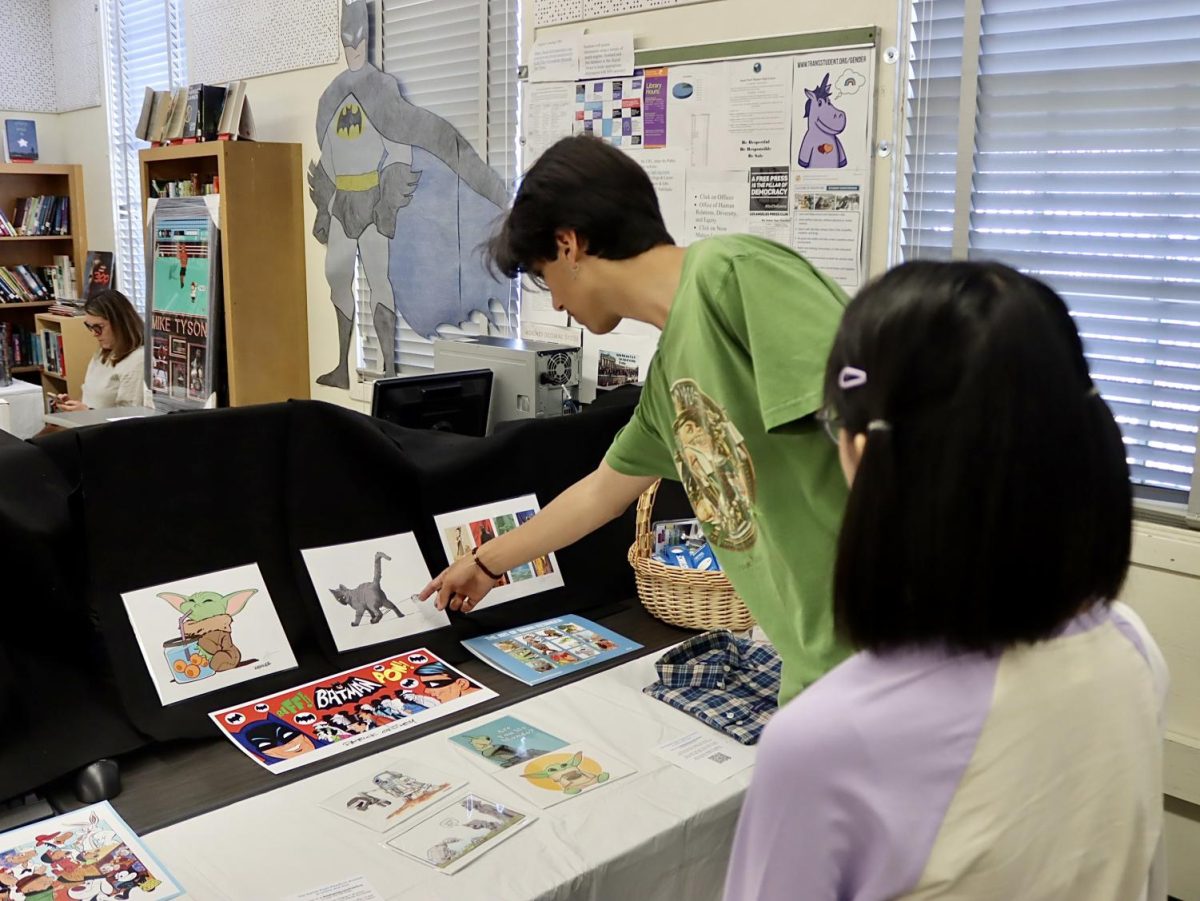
[669,378,757,551]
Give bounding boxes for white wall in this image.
[1122,522,1200,900]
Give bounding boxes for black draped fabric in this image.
[0,432,143,800]
[2,399,644,797]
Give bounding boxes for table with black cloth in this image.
[0,394,715,826]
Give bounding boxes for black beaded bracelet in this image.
[472,547,503,581]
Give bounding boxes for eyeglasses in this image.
[816,408,843,445]
[84,322,106,336]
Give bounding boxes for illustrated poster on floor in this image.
[433,494,564,608]
[319,759,465,832]
[210,649,496,773]
[0,801,183,899]
[384,792,534,874]
[121,563,298,706]
[301,531,450,652]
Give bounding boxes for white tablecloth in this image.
[145,652,756,900]
[0,380,44,439]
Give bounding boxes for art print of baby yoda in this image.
[497,742,636,809]
[121,563,298,706]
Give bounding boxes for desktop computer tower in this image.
[433,336,581,429]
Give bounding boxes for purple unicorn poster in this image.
[790,48,876,291]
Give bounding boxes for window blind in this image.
[356,0,517,375]
[102,0,187,312]
[902,0,1200,501]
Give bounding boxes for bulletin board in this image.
[522,27,879,401]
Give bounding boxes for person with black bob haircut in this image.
[724,261,1168,900]
[422,135,855,706]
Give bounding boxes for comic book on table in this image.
[460,614,642,685]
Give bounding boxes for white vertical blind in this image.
[901,0,1200,500]
[354,0,517,375]
[102,0,187,311]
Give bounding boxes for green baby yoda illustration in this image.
[522,751,610,795]
[158,589,257,672]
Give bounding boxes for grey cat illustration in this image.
[330,551,403,626]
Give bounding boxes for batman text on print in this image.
[669,379,758,551]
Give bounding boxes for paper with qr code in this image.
[651,731,756,784]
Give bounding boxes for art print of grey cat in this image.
[330,551,404,627]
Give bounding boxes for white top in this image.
[724,602,1168,901]
[81,346,154,409]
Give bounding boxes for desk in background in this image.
[42,406,162,429]
[0,380,45,439]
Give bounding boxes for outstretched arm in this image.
[420,461,656,612]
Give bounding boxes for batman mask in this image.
[341,0,369,49]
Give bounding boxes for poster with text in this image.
[790,48,875,291]
[210,649,495,773]
[147,196,222,411]
[121,563,298,706]
[301,532,450,652]
[433,494,565,608]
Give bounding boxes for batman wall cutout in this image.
[309,0,510,387]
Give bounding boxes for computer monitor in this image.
[370,369,493,437]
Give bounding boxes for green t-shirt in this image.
[606,234,851,704]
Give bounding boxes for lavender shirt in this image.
[724,604,1167,901]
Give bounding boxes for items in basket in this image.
[652,518,721,571]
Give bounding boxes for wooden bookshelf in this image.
[0,163,87,283]
[0,163,87,386]
[35,313,93,403]
[140,142,310,406]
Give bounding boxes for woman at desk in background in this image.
[723,262,1167,900]
[55,289,151,412]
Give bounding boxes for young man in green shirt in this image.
[420,135,850,704]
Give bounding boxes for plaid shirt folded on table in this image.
[643,629,781,745]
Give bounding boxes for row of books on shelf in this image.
[149,174,220,198]
[0,255,74,303]
[137,80,255,145]
[0,265,55,303]
[0,195,70,237]
[41,329,67,377]
[0,322,42,371]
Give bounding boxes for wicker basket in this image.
[627,480,755,632]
